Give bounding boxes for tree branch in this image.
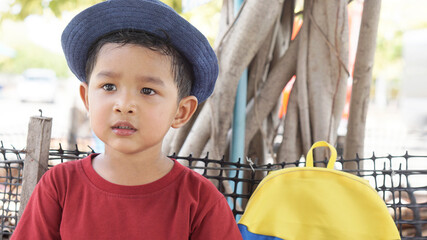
[183,0,284,159]
[245,38,298,150]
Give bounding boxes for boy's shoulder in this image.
[41,155,89,183]
[48,155,88,172]
[176,161,219,189]
[173,160,225,202]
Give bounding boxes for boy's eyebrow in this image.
[137,76,166,87]
[96,71,120,79]
[96,71,166,87]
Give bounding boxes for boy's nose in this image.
[114,102,136,114]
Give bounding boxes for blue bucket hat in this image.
[61,0,218,103]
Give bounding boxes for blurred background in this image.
[0,0,427,157]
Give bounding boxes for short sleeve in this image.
[11,169,62,240]
[190,196,243,240]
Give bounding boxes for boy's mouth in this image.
[112,121,137,136]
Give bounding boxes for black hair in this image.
[85,29,194,100]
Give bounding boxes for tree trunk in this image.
[215,0,235,50]
[180,0,284,159]
[245,39,298,152]
[278,82,303,163]
[178,104,212,157]
[344,0,382,166]
[272,0,295,64]
[246,24,277,103]
[296,0,349,163]
[169,0,372,167]
[164,101,205,155]
[295,0,313,157]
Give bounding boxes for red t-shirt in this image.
[12,154,242,240]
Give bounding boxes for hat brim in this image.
[61,0,218,103]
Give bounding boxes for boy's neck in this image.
[91,150,174,186]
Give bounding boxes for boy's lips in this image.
[111,121,137,136]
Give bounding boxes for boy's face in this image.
[80,43,197,155]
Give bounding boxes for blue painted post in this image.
[229,0,246,220]
[230,70,247,163]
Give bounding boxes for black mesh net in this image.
[1,143,426,239]
[0,142,24,238]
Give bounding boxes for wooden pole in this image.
[18,116,52,219]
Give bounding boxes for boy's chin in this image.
[106,143,162,156]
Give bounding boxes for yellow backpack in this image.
[238,141,401,240]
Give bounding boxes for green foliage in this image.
[372,31,403,100]
[180,0,221,45]
[1,0,103,20]
[162,0,182,12]
[0,41,70,77]
[1,0,182,21]
[48,0,103,17]
[374,31,403,72]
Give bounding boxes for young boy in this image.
[12,0,242,239]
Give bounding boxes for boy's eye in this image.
[141,88,155,95]
[102,84,116,91]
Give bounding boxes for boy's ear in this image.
[79,82,90,111]
[171,96,198,128]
